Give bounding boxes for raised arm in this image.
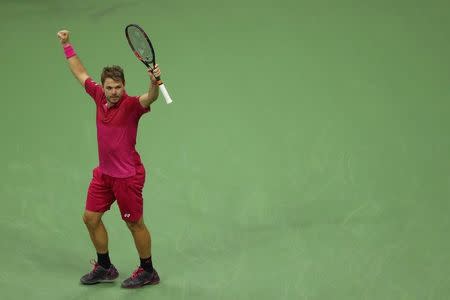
[57,30,90,86]
[139,65,161,108]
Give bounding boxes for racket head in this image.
[125,24,156,68]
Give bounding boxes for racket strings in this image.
[127,27,154,63]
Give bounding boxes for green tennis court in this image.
[1,0,450,299]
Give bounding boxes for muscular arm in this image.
[65,51,90,86]
[139,80,159,108]
[57,30,90,86]
[139,66,161,108]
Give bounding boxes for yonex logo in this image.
[124,213,131,218]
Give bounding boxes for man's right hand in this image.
[57,29,89,86]
[57,30,70,45]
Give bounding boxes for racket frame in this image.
[125,24,173,104]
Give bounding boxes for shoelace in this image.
[131,267,145,279]
[89,259,101,273]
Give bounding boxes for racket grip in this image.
[159,83,173,104]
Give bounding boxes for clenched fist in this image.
[57,30,70,45]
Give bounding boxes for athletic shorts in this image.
[85,165,146,222]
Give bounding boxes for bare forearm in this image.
[147,82,159,102]
[138,65,162,108]
[57,30,89,85]
[138,82,159,108]
[66,53,89,84]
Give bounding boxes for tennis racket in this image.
[125,24,173,104]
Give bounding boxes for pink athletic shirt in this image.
[84,78,150,178]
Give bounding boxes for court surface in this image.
[1,0,450,299]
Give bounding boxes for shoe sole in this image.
[80,277,119,285]
[121,279,160,289]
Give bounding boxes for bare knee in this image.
[83,211,103,229]
[126,218,146,233]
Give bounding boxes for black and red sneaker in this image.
[121,267,160,289]
[80,260,119,285]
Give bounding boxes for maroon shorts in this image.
[86,165,146,222]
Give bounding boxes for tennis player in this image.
[57,29,160,289]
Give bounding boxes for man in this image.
[57,29,160,289]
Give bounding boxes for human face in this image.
[103,78,125,106]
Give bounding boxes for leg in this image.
[85,167,115,254]
[125,217,151,258]
[80,210,119,285]
[114,164,150,258]
[122,217,160,288]
[80,168,119,285]
[83,210,108,253]
[114,165,160,288]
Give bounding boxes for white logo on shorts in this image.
[124,213,131,218]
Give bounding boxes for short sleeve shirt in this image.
[84,78,150,178]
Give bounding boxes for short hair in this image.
[101,65,125,85]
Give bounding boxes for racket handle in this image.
[159,83,173,104]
